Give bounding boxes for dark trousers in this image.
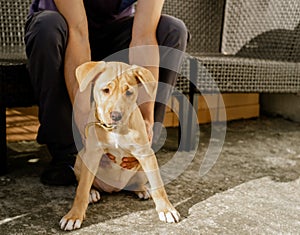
[25,10,188,158]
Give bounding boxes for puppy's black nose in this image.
[110,111,122,122]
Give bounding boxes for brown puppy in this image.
[60,61,180,230]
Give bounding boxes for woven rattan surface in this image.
[163,0,300,93]
[0,0,31,61]
[222,0,300,58]
[1,0,300,93]
[162,0,225,54]
[176,55,300,93]
[0,0,33,108]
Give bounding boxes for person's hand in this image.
[106,153,139,170]
[121,157,139,169]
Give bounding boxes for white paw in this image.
[59,217,82,231]
[89,188,101,203]
[135,187,151,200]
[158,209,180,223]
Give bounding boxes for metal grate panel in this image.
[170,0,300,94]
[162,0,225,54]
[0,0,31,61]
[178,56,300,93]
[222,0,300,60]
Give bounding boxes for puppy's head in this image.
[76,61,156,126]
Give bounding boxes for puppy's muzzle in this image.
[110,111,122,122]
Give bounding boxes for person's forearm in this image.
[130,0,164,78]
[64,31,91,137]
[129,0,164,134]
[64,31,91,104]
[54,0,91,137]
[131,0,164,40]
[54,0,91,104]
[64,32,91,137]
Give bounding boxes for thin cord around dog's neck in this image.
[84,121,116,138]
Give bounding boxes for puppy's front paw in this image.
[59,209,84,231]
[157,206,180,223]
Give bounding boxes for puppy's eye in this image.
[125,90,133,96]
[102,88,110,94]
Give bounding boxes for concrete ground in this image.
[1,116,300,234]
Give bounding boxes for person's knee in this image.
[27,11,68,47]
[157,15,188,51]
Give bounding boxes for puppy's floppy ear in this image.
[131,65,157,97]
[75,61,106,92]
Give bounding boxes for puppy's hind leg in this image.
[135,185,151,200]
[126,171,151,200]
[89,188,101,204]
